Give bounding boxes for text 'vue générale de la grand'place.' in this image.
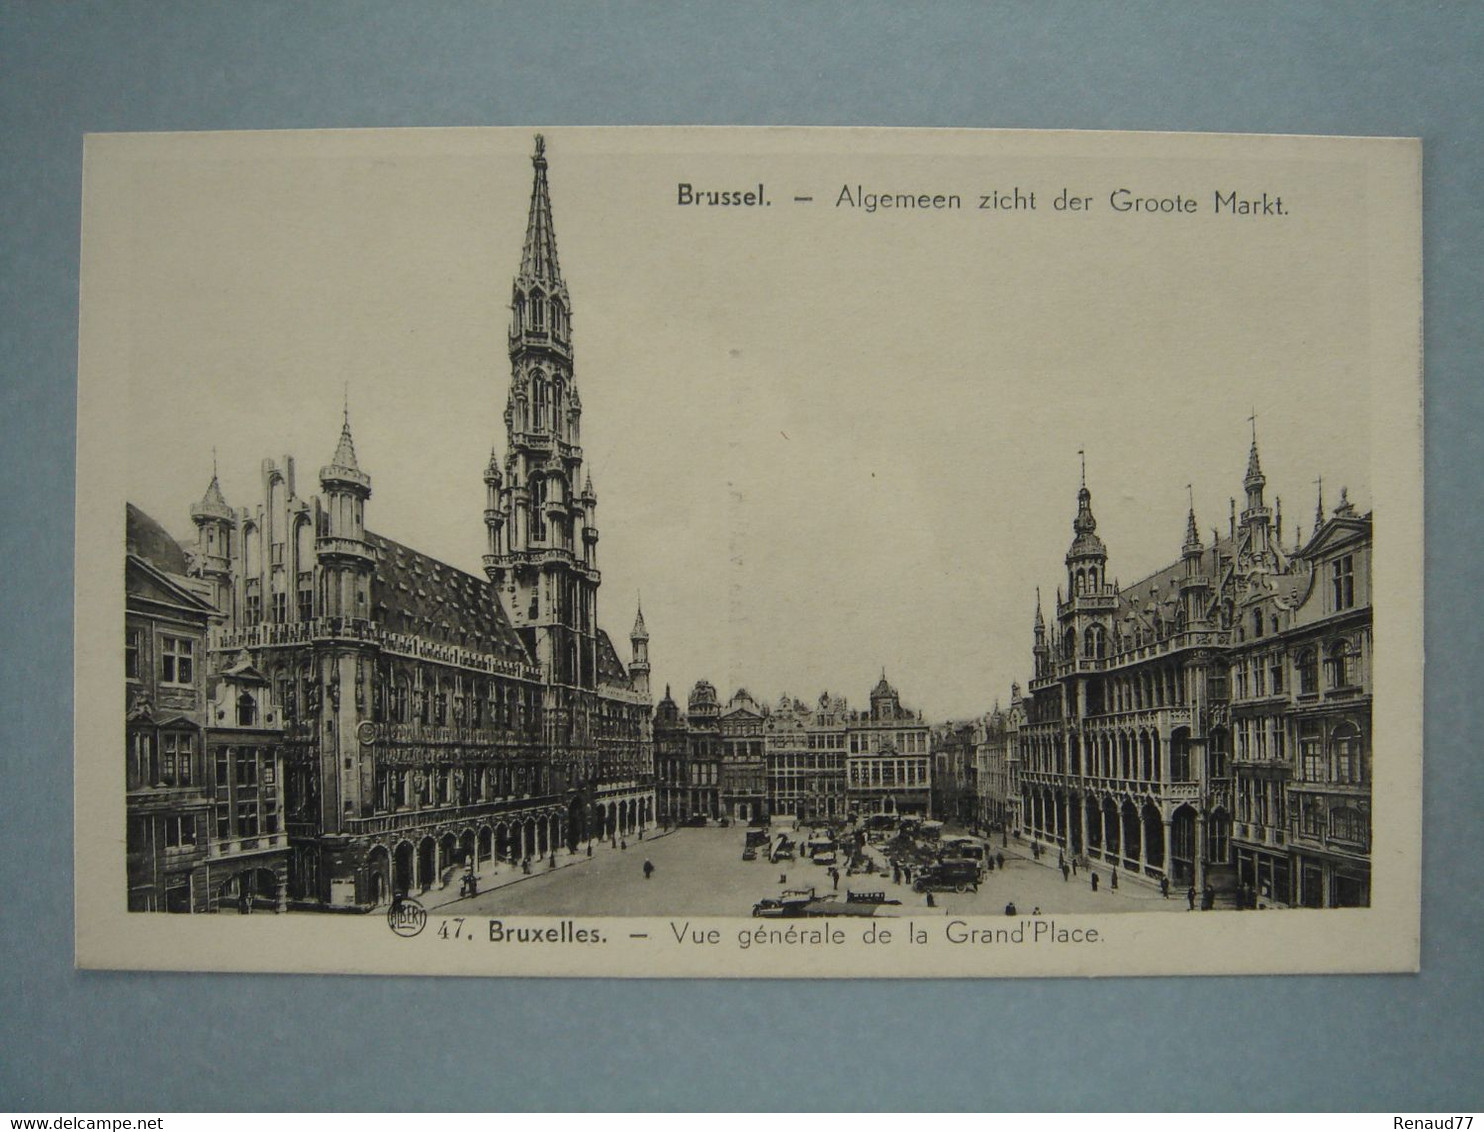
[676,183,1289,217]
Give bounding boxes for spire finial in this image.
[1314,475,1325,531]
[1079,448,1086,489]
[1249,407,1257,446]
[343,381,350,428]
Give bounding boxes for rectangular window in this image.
[160,636,194,685]
[237,802,259,837]
[297,584,314,623]
[1300,731,1324,782]
[161,732,194,785]
[245,592,262,626]
[125,627,143,680]
[131,731,155,786]
[1270,660,1284,695]
[162,815,197,848]
[1331,556,1355,611]
[271,591,288,624]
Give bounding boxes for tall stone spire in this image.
[487,134,602,698]
[520,135,562,285]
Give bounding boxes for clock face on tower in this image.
[357,720,377,746]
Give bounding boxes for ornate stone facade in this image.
[1018,435,1373,905]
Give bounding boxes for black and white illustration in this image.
[79,128,1421,976]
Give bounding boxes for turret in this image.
[190,460,235,615]
[1179,498,1211,624]
[317,408,374,620]
[1064,453,1108,599]
[628,600,650,699]
[1239,423,1272,558]
[483,447,505,562]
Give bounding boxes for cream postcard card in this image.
[75,127,1421,976]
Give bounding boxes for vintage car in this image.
[752,886,817,918]
[912,857,983,893]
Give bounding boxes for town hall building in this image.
[126,137,655,911]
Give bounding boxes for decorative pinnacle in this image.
[1314,476,1325,531]
[1245,414,1265,486]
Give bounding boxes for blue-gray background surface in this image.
[2,1,1480,1112]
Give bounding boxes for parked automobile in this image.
[752,886,817,918]
[912,858,983,893]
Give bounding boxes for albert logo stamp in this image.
[386,897,427,939]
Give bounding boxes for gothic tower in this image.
[484,135,605,782]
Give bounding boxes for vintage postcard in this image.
[74,126,1422,977]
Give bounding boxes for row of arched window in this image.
[513,288,568,341]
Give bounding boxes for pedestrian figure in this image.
[892,863,902,885]
[522,856,531,875]
[1186,885,1197,910]
[1058,850,1066,869]
[1071,858,1078,877]
[1161,876,1170,899]
[1061,863,1070,882]
[903,865,913,885]
[1202,884,1215,911]
[620,839,627,851]
[1091,871,1100,892]
[926,892,936,907]
[643,859,654,880]
[831,868,840,891]
[1111,869,1119,892]
[985,857,994,873]
[1005,902,1017,916]
[586,844,593,857]
[996,852,1005,871]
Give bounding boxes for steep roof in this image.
[126,503,190,575]
[365,531,530,665]
[596,630,633,689]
